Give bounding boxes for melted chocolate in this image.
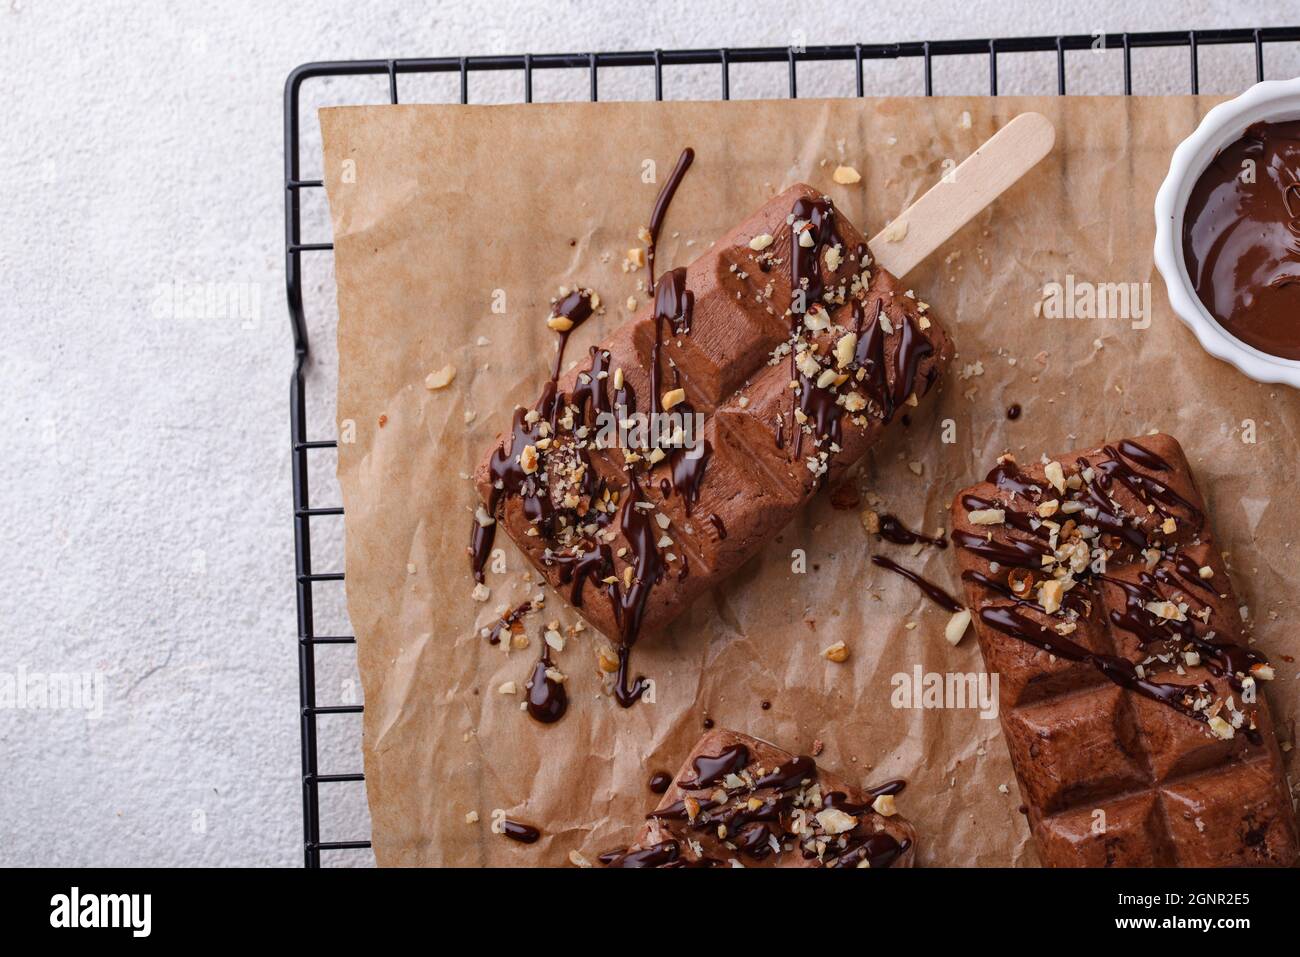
[677,744,750,789]
[525,631,568,724]
[485,601,531,645]
[958,442,1269,735]
[648,771,673,794]
[502,820,541,844]
[878,514,948,549]
[1182,120,1300,359]
[640,746,910,868]
[647,148,695,295]
[871,555,963,612]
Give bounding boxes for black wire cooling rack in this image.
[284,27,1300,867]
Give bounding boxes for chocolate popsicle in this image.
[950,434,1298,866]
[600,728,916,868]
[472,183,952,705]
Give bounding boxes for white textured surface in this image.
[2,0,1297,867]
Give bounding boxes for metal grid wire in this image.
[284,27,1300,867]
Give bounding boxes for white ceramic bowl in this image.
[1153,77,1300,388]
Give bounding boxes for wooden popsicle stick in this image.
[869,111,1055,279]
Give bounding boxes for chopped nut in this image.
[424,364,456,390]
[968,508,1005,525]
[1198,565,1214,579]
[834,332,857,368]
[546,314,574,332]
[816,368,838,390]
[662,388,687,410]
[823,640,850,663]
[597,647,619,673]
[815,807,858,834]
[1037,579,1064,615]
[1144,600,1185,622]
[1208,715,1235,740]
[474,504,496,527]
[1044,460,1066,494]
[1036,499,1060,518]
[627,247,646,267]
[568,849,593,868]
[871,794,898,817]
[908,461,924,476]
[464,811,479,824]
[472,583,491,602]
[519,444,539,474]
[1161,517,1177,535]
[860,509,881,534]
[832,164,862,185]
[748,233,774,251]
[497,681,517,695]
[945,608,971,646]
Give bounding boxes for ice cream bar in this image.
[950,434,1298,866]
[599,728,916,868]
[472,183,952,705]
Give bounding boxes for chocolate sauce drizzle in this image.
[617,750,909,868]
[469,287,601,584]
[501,820,541,844]
[782,209,936,470]
[877,514,948,549]
[871,555,963,612]
[957,441,1269,736]
[676,744,750,789]
[485,601,532,645]
[647,148,695,295]
[525,629,568,724]
[468,149,705,715]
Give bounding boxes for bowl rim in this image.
[1152,77,1300,388]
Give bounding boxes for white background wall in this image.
[3,0,1298,867]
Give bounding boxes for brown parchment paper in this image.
[321,96,1300,867]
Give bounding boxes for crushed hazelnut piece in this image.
[945,609,971,646]
[871,794,898,817]
[1037,579,1064,615]
[519,444,539,474]
[424,365,456,390]
[815,807,858,834]
[823,641,850,663]
[1044,460,1066,494]
[832,164,862,185]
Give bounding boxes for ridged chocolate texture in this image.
[950,434,1298,867]
[601,729,916,868]
[475,184,953,642]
